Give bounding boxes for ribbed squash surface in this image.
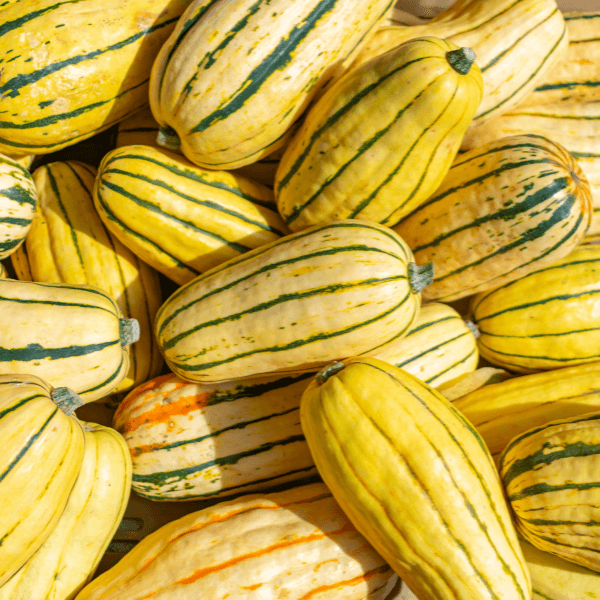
[0,374,85,587]
[155,220,427,383]
[11,160,162,395]
[275,36,483,231]
[149,0,395,169]
[0,422,131,600]
[0,278,135,401]
[351,0,567,126]
[396,134,592,302]
[74,482,397,600]
[500,411,600,571]
[114,372,317,501]
[0,0,192,156]
[94,145,285,285]
[0,154,36,260]
[471,244,600,372]
[454,362,600,466]
[300,357,530,600]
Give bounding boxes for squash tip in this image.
[157,125,181,151]
[408,261,434,294]
[119,317,140,347]
[316,361,346,384]
[446,47,476,75]
[52,387,84,415]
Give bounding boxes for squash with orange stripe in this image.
[74,482,397,600]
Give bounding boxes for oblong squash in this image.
[74,482,397,600]
[454,361,600,466]
[500,410,600,571]
[0,0,192,156]
[300,357,530,600]
[437,367,513,401]
[0,375,85,587]
[350,0,567,126]
[461,102,600,241]
[149,0,395,169]
[395,134,592,302]
[0,421,131,600]
[12,160,162,395]
[275,36,483,231]
[471,244,600,372]
[155,220,431,383]
[94,145,286,285]
[0,278,138,401]
[0,154,37,260]
[372,302,478,388]
[113,372,317,501]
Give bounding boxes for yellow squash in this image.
[0,422,131,600]
[11,160,163,395]
[0,374,85,587]
[75,482,397,600]
[275,36,483,231]
[300,357,531,600]
[149,0,396,169]
[437,367,513,401]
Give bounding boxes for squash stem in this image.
[157,126,182,151]
[464,320,480,339]
[52,387,84,415]
[119,318,140,347]
[316,361,346,385]
[408,262,434,294]
[446,47,476,75]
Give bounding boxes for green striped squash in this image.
[0,278,139,401]
[0,421,131,600]
[94,145,286,285]
[10,161,163,395]
[461,102,600,242]
[519,536,600,600]
[521,12,600,107]
[500,410,600,572]
[155,220,432,383]
[114,372,318,501]
[275,36,483,232]
[351,0,567,126]
[149,0,396,169]
[454,362,600,466]
[471,244,600,372]
[0,0,192,157]
[0,374,85,587]
[372,302,478,388]
[300,357,531,600]
[0,154,37,260]
[75,482,397,600]
[395,134,592,302]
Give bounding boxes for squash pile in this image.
[0,0,599,599]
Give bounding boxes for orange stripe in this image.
[114,373,178,419]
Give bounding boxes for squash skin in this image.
[0,0,192,156]
[350,0,568,126]
[10,160,162,395]
[395,134,592,302]
[149,0,396,170]
[155,220,427,383]
[471,244,600,372]
[74,482,397,600]
[0,278,135,401]
[275,36,483,231]
[300,357,530,600]
[94,145,285,285]
[0,374,85,587]
[0,154,37,260]
[0,422,131,600]
[113,372,317,501]
[500,410,600,572]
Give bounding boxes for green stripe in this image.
[510,480,600,502]
[0,408,57,484]
[441,0,522,37]
[0,238,25,251]
[102,167,283,235]
[534,80,600,92]
[0,292,114,313]
[395,331,469,369]
[425,347,477,385]
[132,434,306,487]
[168,290,412,377]
[0,393,44,420]
[158,243,405,336]
[190,0,340,134]
[0,183,35,206]
[404,315,458,337]
[163,274,407,351]
[522,517,600,527]
[478,339,600,366]
[0,216,30,226]
[79,352,125,397]
[0,1,82,41]
[0,339,118,362]
[478,325,600,338]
